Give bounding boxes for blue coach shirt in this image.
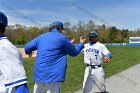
[25,29,84,83]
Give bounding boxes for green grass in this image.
[24,58,35,93]
[24,46,140,93]
[104,46,140,78]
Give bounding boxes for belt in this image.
[87,64,102,69]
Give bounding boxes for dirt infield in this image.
[18,48,37,58]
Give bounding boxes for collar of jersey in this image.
[89,42,97,46]
[0,36,8,40]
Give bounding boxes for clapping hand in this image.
[70,38,75,43]
[80,36,86,43]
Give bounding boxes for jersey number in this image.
[95,55,98,60]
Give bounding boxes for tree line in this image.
[5,20,140,44]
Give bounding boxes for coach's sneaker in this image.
[94,91,108,93]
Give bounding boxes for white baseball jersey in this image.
[82,42,110,65]
[0,37,27,89]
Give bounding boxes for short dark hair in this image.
[0,24,6,34]
[50,26,63,31]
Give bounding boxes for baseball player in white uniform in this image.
[82,31,112,93]
[0,11,29,93]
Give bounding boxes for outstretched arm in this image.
[24,37,38,56]
[62,37,86,56]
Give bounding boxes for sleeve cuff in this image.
[106,53,112,59]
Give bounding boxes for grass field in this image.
[24,46,140,93]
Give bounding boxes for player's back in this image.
[32,30,68,82]
[0,37,27,88]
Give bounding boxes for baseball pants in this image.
[34,82,61,93]
[83,66,106,93]
[0,83,29,93]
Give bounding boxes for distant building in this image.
[129,37,140,43]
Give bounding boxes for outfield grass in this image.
[24,46,140,93]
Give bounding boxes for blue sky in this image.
[0,0,140,30]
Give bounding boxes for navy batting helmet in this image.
[51,21,64,29]
[0,11,8,27]
[87,31,98,37]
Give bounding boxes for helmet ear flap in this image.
[0,23,6,33]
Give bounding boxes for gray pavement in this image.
[74,63,140,93]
